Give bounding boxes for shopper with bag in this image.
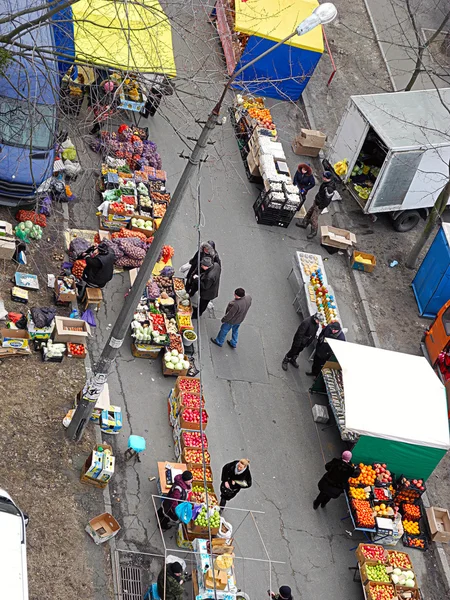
[157,470,193,531]
[219,459,252,508]
[183,241,221,296]
[314,451,360,509]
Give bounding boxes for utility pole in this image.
[67,4,337,441]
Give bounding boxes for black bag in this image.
[31,307,56,328]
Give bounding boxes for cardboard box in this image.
[0,220,13,237]
[1,328,30,349]
[205,569,227,590]
[100,405,122,434]
[54,276,77,302]
[98,454,115,483]
[54,316,91,343]
[246,152,260,177]
[85,512,120,544]
[426,506,450,543]
[355,543,388,566]
[321,225,357,250]
[84,450,104,479]
[0,237,16,260]
[27,312,55,340]
[130,214,154,237]
[351,250,376,273]
[292,128,327,157]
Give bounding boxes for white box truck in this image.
[327,88,450,231]
[0,488,28,599]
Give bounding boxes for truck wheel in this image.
[392,210,420,232]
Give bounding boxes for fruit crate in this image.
[364,582,395,600]
[180,431,208,452]
[360,562,391,585]
[394,586,420,599]
[372,486,393,501]
[190,482,217,504]
[355,543,388,566]
[190,466,213,483]
[179,408,208,431]
[402,532,428,552]
[387,551,413,570]
[174,376,201,397]
[179,392,206,411]
[399,499,423,521]
[182,447,211,466]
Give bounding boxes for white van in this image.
[0,488,28,599]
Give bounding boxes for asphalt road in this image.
[79,3,446,598]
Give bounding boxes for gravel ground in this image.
[0,209,113,600]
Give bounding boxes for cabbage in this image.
[171,349,179,356]
[393,569,401,576]
[19,222,26,231]
[170,355,178,364]
[24,220,33,230]
[405,580,415,588]
[174,362,183,370]
[164,352,172,361]
[391,575,399,585]
[182,360,190,370]
[405,571,414,580]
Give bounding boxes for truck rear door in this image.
[328,101,369,181]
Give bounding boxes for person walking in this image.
[157,470,193,531]
[157,562,185,600]
[282,312,324,370]
[293,163,315,209]
[211,288,252,349]
[314,451,360,509]
[219,459,252,508]
[269,586,293,600]
[306,320,345,377]
[296,171,335,238]
[191,256,221,318]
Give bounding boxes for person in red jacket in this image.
[157,471,193,531]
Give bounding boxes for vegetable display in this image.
[177,377,200,394]
[164,350,189,371]
[15,210,47,228]
[194,506,220,529]
[67,343,86,357]
[390,568,416,587]
[15,221,43,240]
[349,463,377,486]
[72,259,86,278]
[351,499,376,528]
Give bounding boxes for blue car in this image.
[0,1,59,205]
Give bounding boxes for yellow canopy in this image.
[234,0,323,54]
[72,0,176,75]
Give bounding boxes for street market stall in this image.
[216,0,323,100]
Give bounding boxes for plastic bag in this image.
[217,517,233,539]
[179,262,190,274]
[166,555,187,572]
[174,501,192,524]
[31,307,56,328]
[69,237,90,261]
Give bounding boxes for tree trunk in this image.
[406,164,450,269]
[441,31,450,57]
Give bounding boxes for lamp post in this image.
[67,3,337,442]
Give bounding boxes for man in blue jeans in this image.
[211,288,252,349]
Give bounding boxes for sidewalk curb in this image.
[301,94,450,592]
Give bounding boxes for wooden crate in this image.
[179,408,208,431]
[364,582,395,600]
[355,543,388,566]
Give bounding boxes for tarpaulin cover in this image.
[352,435,446,481]
[233,35,321,101]
[327,339,450,450]
[71,0,176,75]
[234,0,323,53]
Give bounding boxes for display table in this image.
[193,538,238,600]
[322,366,358,442]
[157,461,187,495]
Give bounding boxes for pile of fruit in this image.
[153,202,167,218]
[181,431,208,449]
[349,464,377,486]
[194,506,220,529]
[351,499,376,528]
[184,448,210,465]
[182,408,208,426]
[247,107,275,130]
[358,544,386,562]
[367,583,395,600]
[349,487,369,500]
[399,477,425,492]
[72,259,86,278]
[308,270,337,324]
[177,377,200,394]
[373,503,393,518]
[403,520,420,535]
[180,393,205,409]
[190,466,213,482]
[402,503,421,521]
[403,535,425,550]
[373,487,391,501]
[365,564,390,583]
[190,485,217,505]
[374,463,393,484]
[67,343,85,357]
[387,551,412,570]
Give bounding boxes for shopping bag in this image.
[175,501,192,524]
[190,291,198,308]
[166,555,187,572]
[179,262,190,274]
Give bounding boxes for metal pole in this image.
[66,25,307,441]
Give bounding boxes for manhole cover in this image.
[120,566,143,600]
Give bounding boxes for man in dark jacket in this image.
[157,561,185,600]
[191,256,221,317]
[269,586,293,600]
[293,163,315,209]
[211,288,252,349]
[185,241,220,294]
[80,242,115,289]
[297,171,336,238]
[220,459,252,508]
[306,320,345,377]
[282,312,324,370]
[314,450,360,509]
[157,471,193,530]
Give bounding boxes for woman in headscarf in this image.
[157,561,185,600]
[219,458,252,508]
[314,451,360,509]
[185,241,220,295]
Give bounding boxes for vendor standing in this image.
[314,451,360,509]
[219,459,252,508]
[79,242,115,289]
[282,312,324,371]
[293,163,315,209]
[157,470,193,531]
[157,562,185,600]
[306,321,345,377]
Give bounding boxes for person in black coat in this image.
[77,243,114,298]
[306,320,345,377]
[191,257,221,318]
[220,459,252,508]
[314,450,360,508]
[186,241,220,295]
[282,312,324,371]
[296,171,336,238]
[293,163,315,209]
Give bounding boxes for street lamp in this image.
[67,3,337,442]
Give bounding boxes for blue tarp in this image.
[51,4,76,79]
[232,35,321,101]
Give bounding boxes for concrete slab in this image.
[204,318,269,384]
